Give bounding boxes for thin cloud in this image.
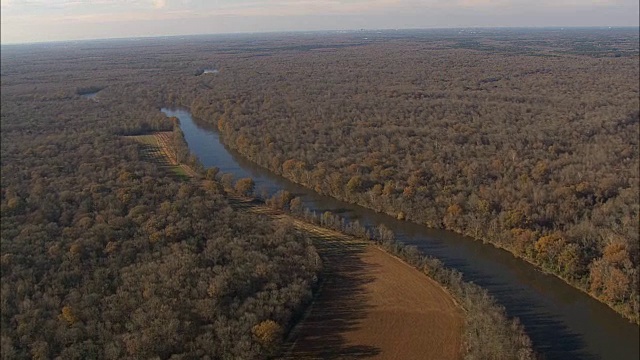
[2,0,638,43]
[2,0,165,10]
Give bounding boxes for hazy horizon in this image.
[2,25,639,46]
[2,0,639,45]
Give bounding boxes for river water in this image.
[162,108,639,360]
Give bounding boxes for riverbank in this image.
[211,119,639,325]
[128,126,535,359]
[125,131,466,358]
[162,106,639,359]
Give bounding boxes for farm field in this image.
[227,200,466,359]
[232,200,465,359]
[281,217,464,360]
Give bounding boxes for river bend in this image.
[162,108,639,360]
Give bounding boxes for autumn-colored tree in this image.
[29,341,49,360]
[407,171,423,187]
[217,115,227,131]
[346,175,363,193]
[370,183,383,196]
[203,179,222,194]
[205,167,220,180]
[328,172,343,195]
[59,306,77,325]
[118,171,133,183]
[289,196,303,214]
[220,173,234,191]
[443,203,463,229]
[510,228,537,257]
[252,320,283,353]
[590,259,631,303]
[5,197,23,214]
[503,210,527,229]
[104,241,118,255]
[235,178,255,197]
[402,186,415,198]
[557,243,584,278]
[531,160,549,182]
[282,159,300,176]
[382,181,394,196]
[534,233,565,270]
[590,242,633,303]
[267,190,293,209]
[69,243,83,258]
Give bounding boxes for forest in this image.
[176,28,640,322]
[1,28,635,359]
[0,49,321,359]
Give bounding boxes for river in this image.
[162,107,639,360]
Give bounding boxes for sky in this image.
[1,0,639,44]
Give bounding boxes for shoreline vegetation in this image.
[265,193,535,359]
[162,123,535,359]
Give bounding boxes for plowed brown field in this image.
[281,216,464,360]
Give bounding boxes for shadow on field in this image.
[285,232,382,359]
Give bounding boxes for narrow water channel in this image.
[162,108,639,360]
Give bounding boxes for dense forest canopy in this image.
[0,44,321,359]
[0,27,637,358]
[165,28,638,321]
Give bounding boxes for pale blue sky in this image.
[1,0,638,44]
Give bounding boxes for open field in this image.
[235,201,464,359]
[282,217,463,360]
[125,132,197,177]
